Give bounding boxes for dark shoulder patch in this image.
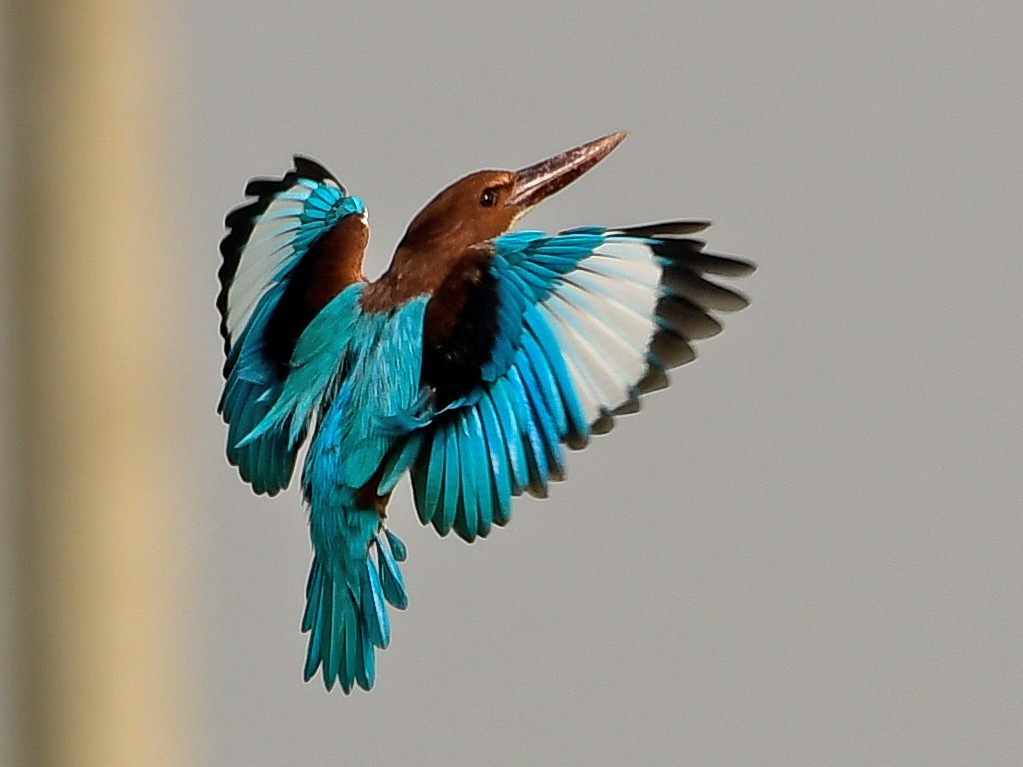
[421,248,500,408]
[263,214,368,374]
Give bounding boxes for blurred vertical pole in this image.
[7,0,195,765]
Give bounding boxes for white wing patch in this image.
[225,178,342,344]
[537,240,662,425]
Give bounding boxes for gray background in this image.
[6,0,1023,764]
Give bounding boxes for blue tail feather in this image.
[319,574,338,686]
[376,532,408,609]
[302,529,409,692]
[356,621,374,690]
[384,529,407,562]
[361,559,390,648]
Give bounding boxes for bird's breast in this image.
[421,251,501,409]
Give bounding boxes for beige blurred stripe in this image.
[8,1,195,765]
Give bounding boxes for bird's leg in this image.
[354,467,395,521]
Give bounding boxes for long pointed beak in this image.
[508,131,628,208]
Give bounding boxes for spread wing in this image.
[217,156,368,494]
[379,222,755,541]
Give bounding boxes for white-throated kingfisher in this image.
[217,132,755,693]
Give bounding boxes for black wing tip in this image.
[651,238,757,278]
[292,155,340,186]
[616,220,712,237]
[239,156,337,196]
[616,220,757,278]
[661,265,751,312]
[637,362,671,395]
[656,295,724,341]
[715,253,757,277]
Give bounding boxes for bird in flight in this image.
[217,132,754,693]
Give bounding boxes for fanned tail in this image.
[302,529,409,693]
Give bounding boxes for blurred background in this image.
[1,1,1021,765]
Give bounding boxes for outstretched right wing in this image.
[385,222,754,541]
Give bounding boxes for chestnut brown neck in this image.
[360,169,519,312]
[360,239,482,313]
[265,213,368,369]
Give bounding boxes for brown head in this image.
[363,131,628,309]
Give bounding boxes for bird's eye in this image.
[480,188,497,207]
